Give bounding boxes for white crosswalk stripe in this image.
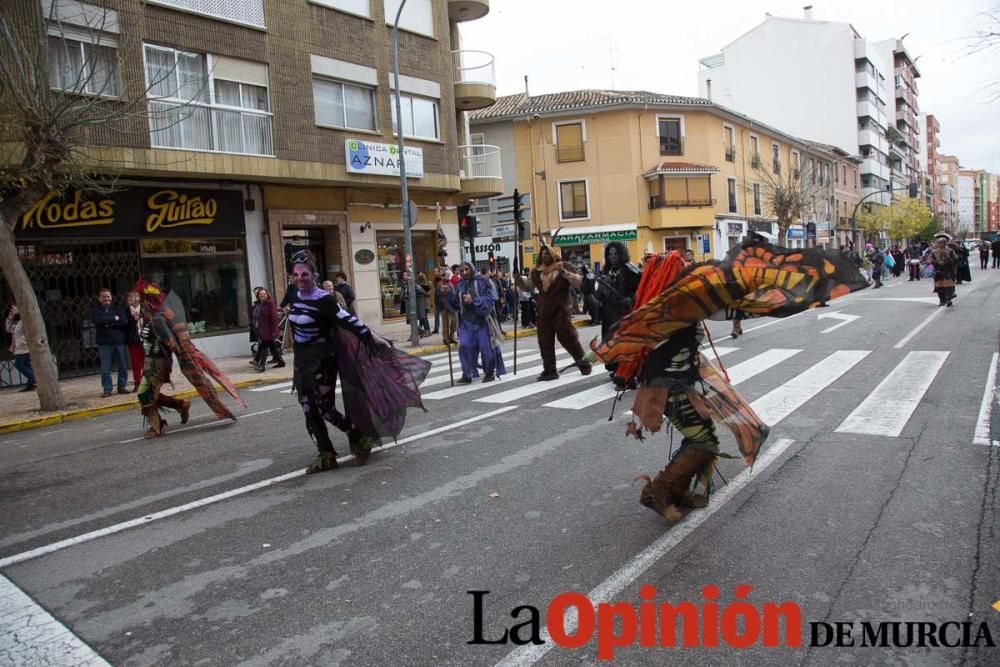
[726,348,802,385]
[836,350,949,437]
[474,364,606,404]
[420,350,569,391]
[751,350,871,426]
[541,347,741,410]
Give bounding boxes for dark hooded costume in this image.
[596,241,641,342]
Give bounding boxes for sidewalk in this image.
[0,316,591,435]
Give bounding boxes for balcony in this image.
[772,158,781,175]
[648,202,715,230]
[751,153,762,169]
[452,50,496,110]
[448,0,489,21]
[649,195,715,209]
[724,145,736,162]
[855,70,878,92]
[858,128,881,149]
[459,144,503,198]
[659,136,684,156]
[148,100,274,156]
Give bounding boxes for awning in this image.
[643,161,720,179]
[754,231,779,243]
[552,223,638,246]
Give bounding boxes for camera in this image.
[531,113,541,120]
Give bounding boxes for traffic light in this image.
[458,205,478,240]
[908,182,919,198]
[513,188,522,222]
[487,251,495,269]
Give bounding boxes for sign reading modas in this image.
[16,187,245,239]
[345,139,424,178]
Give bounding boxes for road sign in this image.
[492,223,515,239]
[401,200,418,227]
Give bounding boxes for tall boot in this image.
[158,394,191,424]
[142,406,166,439]
[638,446,717,522]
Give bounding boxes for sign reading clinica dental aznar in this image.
[345,139,424,178]
[15,187,245,239]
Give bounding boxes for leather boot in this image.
[143,407,166,439]
[159,395,191,424]
[639,447,717,522]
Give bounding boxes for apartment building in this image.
[698,8,903,208]
[468,90,847,267]
[875,38,921,199]
[925,113,944,216]
[5,0,499,380]
[937,155,961,229]
[958,171,975,234]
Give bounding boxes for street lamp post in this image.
[850,183,918,248]
[391,0,420,347]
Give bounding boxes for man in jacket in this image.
[91,288,129,396]
[333,272,356,315]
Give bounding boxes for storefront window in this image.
[376,230,436,319]
[140,238,249,334]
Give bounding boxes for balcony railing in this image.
[724,145,736,162]
[659,136,683,156]
[459,144,502,180]
[148,100,274,156]
[773,158,781,175]
[649,195,715,209]
[452,49,496,87]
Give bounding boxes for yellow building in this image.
[470,90,844,268]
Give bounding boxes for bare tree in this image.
[966,6,1000,102]
[744,155,827,245]
[0,2,193,410]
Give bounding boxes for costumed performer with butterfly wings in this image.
[287,251,431,473]
[588,238,869,522]
[136,281,245,439]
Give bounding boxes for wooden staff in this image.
[447,339,455,387]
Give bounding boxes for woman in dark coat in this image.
[931,234,958,307]
[254,288,284,371]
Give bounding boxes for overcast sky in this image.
[460,0,1000,171]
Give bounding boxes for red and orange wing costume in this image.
[595,241,868,465]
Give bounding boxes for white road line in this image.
[474,365,606,404]
[423,356,567,400]
[751,350,871,425]
[973,352,999,447]
[249,381,293,392]
[115,408,284,444]
[836,351,949,437]
[726,348,802,385]
[542,348,740,410]
[893,308,944,349]
[494,438,796,667]
[0,406,517,569]
[738,308,814,336]
[0,574,110,666]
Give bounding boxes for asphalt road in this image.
[2,266,999,666]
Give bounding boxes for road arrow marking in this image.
[817,311,860,334]
[993,599,1000,614]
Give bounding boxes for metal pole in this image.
[392,0,420,347]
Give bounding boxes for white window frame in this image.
[656,114,685,155]
[551,119,587,144]
[309,0,372,19]
[391,92,440,141]
[727,177,738,214]
[557,178,591,222]
[47,34,120,98]
[312,76,377,132]
[383,0,434,38]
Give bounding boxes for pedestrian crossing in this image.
[246,343,999,444]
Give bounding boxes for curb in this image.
[0,319,594,436]
[0,376,276,436]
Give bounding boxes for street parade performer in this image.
[588,239,868,522]
[931,233,959,307]
[287,251,431,473]
[596,241,641,387]
[136,281,245,439]
[446,261,506,384]
[520,241,592,381]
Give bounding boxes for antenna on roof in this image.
[608,36,618,88]
[524,75,529,98]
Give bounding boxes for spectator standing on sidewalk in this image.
[91,288,129,397]
[5,304,34,392]
[979,241,990,270]
[255,288,285,371]
[333,272,356,315]
[414,272,432,337]
[436,271,457,344]
[125,291,145,392]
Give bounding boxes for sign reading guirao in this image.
[346,139,424,178]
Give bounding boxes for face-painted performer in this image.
[444,261,506,384]
[519,243,592,381]
[137,281,245,439]
[287,251,431,472]
[596,242,641,344]
[589,239,869,522]
[931,233,959,307]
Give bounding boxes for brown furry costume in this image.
[525,246,590,380]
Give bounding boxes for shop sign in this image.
[553,229,637,246]
[727,223,743,235]
[806,222,817,239]
[492,223,515,239]
[16,187,245,240]
[787,225,806,239]
[355,249,376,265]
[345,139,424,178]
[749,220,774,234]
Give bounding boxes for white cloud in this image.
[460,0,1000,170]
